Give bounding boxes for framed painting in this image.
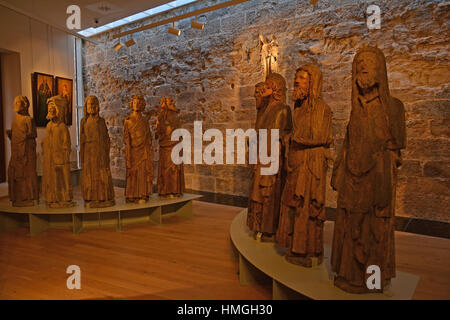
[32,72,54,127]
[55,76,74,126]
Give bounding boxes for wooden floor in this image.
[0,196,449,299]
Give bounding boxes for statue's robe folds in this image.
[247,101,292,234]
[156,109,185,196]
[42,121,73,205]
[124,113,153,200]
[80,116,115,203]
[8,114,39,205]
[331,88,406,292]
[276,98,332,257]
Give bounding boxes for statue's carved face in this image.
[255,83,271,109]
[86,98,99,115]
[131,98,145,112]
[293,70,310,101]
[266,77,285,102]
[166,98,176,110]
[356,52,378,90]
[14,97,26,114]
[47,101,60,121]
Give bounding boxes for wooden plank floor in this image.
[0,193,449,299]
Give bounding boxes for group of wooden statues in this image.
[247,47,406,294]
[7,46,405,295]
[7,94,185,209]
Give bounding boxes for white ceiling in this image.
[0,0,181,32]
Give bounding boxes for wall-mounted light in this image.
[191,17,204,30]
[168,22,181,36]
[125,36,136,47]
[113,39,123,51]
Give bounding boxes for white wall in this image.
[0,6,77,176]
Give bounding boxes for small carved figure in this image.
[331,47,406,293]
[247,73,293,241]
[7,96,39,207]
[276,65,333,267]
[80,96,115,208]
[156,96,185,197]
[124,96,154,203]
[41,95,75,208]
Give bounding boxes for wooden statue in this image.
[247,73,292,241]
[42,95,75,208]
[80,96,115,208]
[7,96,39,206]
[156,96,185,197]
[254,81,270,128]
[331,47,406,293]
[276,65,333,267]
[124,95,154,203]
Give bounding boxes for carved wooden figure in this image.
[156,96,185,197]
[254,81,271,129]
[247,73,293,241]
[7,96,39,206]
[80,96,115,208]
[124,96,153,203]
[276,65,333,267]
[41,95,75,208]
[331,47,406,293]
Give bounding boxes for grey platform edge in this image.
[230,209,420,300]
[0,193,202,236]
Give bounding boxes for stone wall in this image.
[83,0,450,222]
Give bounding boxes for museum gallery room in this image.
[0,0,448,301]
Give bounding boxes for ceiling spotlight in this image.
[125,36,136,47]
[113,40,123,51]
[168,22,181,36]
[191,17,204,30]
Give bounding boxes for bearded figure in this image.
[7,96,39,206]
[331,47,406,293]
[247,73,292,241]
[42,95,74,208]
[254,81,271,129]
[276,65,333,267]
[156,96,185,197]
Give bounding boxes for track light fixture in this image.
[113,40,123,51]
[191,17,204,30]
[125,36,136,47]
[168,22,181,36]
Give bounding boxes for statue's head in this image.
[130,95,146,112]
[292,69,310,101]
[85,95,100,116]
[266,73,286,103]
[161,96,177,112]
[292,64,323,106]
[14,95,30,115]
[46,95,67,122]
[166,97,176,111]
[255,82,272,109]
[353,47,388,96]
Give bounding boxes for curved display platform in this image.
[230,209,420,300]
[0,193,202,235]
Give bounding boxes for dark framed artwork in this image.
[55,76,73,126]
[32,72,54,127]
